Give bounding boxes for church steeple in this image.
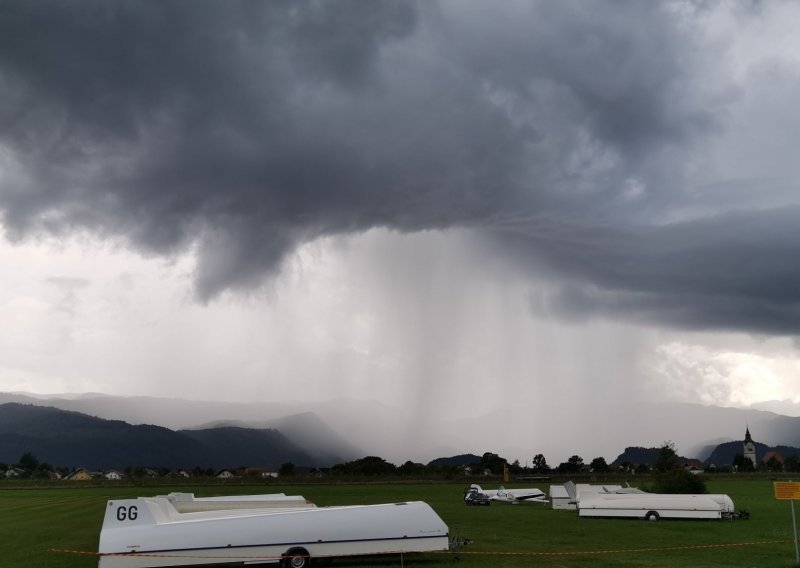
[743,426,756,466]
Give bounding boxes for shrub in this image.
[651,468,707,494]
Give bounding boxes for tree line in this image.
[7,442,800,482]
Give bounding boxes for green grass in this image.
[2,478,799,567]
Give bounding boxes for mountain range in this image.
[2,392,800,467]
[5,401,799,472]
[0,403,351,470]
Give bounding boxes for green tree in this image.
[653,442,680,473]
[398,461,426,476]
[478,452,507,475]
[651,469,707,494]
[590,457,609,473]
[648,441,707,493]
[279,462,296,476]
[531,454,550,473]
[31,464,55,480]
[333,456,396,476]
[785,455,800,473]
[192,466,214,477]
[429,463,461,479]
[125,466,147,478]
[558,455,584,474]
[18,452,39,471]
[763,456,783,472]
[732,453,755,472]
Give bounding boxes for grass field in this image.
[2,478,799,567]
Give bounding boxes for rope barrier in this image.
[433,539,794,556]
[50,539,795,561]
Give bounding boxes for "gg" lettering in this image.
[116,505,139,522]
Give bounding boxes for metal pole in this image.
[792,499,799,565]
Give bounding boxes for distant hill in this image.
[4,391,800,466]
[758,415,800,448]
[704,441,800,466]
[181,426,314,468]
[427,454,481,467]
[613,441,800,468]
[192,412,362,466]
[748,400,800,417]
[0,393,362,465]
[0,403,318,470]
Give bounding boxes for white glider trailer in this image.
[577,492,739,521]
[553,481,747,521]
[98,494,450,567]
[548,484,573,510]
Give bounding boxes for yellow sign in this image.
[774,482,800,500]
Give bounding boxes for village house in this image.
[64,468,93,481]
[684,459,704,475]
[762,451,784,465]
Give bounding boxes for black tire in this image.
[645,511,660,521]
[283,547,311,568]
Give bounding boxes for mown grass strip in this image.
[3,478,799,567]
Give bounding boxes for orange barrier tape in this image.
[51,539,795,560]
[436,539,795,556]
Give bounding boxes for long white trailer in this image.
[577,492,735,521]
[551,481,741,520]
[98,496,449,567]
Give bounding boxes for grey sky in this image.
[2,1,800,461]
[0,1,762,305]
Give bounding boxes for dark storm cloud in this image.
[0,0,536,295]
[502,207,800,334]
[0,0,795,333]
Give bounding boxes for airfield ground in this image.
[1,477,798,567]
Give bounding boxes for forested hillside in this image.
[0,403,317,470]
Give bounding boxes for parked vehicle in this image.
[98,494,450,567]
[463,487,491,506]
[464,484,547,504]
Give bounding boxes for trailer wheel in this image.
[645,511,660,521]
[282,547,311,567]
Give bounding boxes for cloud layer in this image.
[2,0,800,334]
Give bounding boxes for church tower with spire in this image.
[743,426,757,467]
